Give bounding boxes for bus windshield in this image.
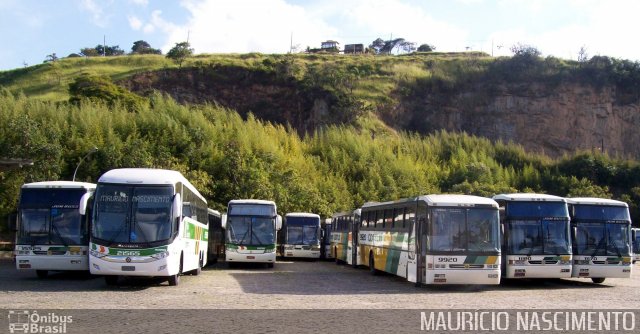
[429,208,500,253]
[92,185,173,244]
[508,220,571,255]
[573,205,630,221]
[634,233,640,254]
[574,222,631,256]
[17,188,87,245]
[226,216,275,246]
[286,217,319,245]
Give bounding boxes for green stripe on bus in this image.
[226,244,276,251]
[105,246,168,256]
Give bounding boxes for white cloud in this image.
[159,0,336,54]
[79,0,112,28]
[130,0,149,5]
[157,0,469,54]
[128,15,143,30]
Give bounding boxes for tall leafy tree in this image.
[131,40,162,55]
[166,42,193,68]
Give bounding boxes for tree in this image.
[368,38,416,55]
[131,40,162,55]
[166,41,194,68]
[44,53,58,63]
[510,43,541,58]
[417,43,436,52]
[81,45,125,57]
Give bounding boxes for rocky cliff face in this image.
[396,84,640,158]
[122,67,640,159]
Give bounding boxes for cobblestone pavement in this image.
[1,259,639,310]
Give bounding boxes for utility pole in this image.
[103,35,106,56]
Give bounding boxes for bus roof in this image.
[492,193,566,203]
[207,208,221,216]
[419,194,498,208]
[22,181,96,190]
[332,208,361,218]
[566,197,628,207]
[285,212,320,219]
[228,199,276,206]
[97,168,205,202]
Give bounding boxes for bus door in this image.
[351,213,359,267]
[413,201,428,285]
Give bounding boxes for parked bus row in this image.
[329,193,634,285]
[12,171,635,287]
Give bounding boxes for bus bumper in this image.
[226,251,276,263]
[425,269,501,285]
[15,255,88,271]
[572,265,632,279]
[282,248,320,259]
[89,255,177,277]
[505,265,572,278]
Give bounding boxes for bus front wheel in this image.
[591,277,605,284]
[267,262,274,268]
[369,252,377,275]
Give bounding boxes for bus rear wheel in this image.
[591,277,605,284]
[36,270,48,278]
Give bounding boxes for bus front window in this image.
[252,218,274,246]
[575,222,630,256]
[430,209,465,252]
[467,209,500,252]
[227,217,274,246]
[302,225,319,245]
[508,221,543,255]
[286,226,303,244]
[51,208,82,245]
[19,209,49,244]
[542,220,570,255]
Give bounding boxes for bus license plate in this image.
[246,256,255,259]
[121,266,135,271]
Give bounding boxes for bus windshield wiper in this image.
[50,221,69,247]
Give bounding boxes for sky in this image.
[1,0,639,71]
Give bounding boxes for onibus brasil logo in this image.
[7,310,72,333]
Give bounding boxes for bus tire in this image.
[267,262,274,268]
[334,247,340,264]
[169,254,184,286]
[36,270,48,278]
[591,277,605,284]
[105,275,118,286]
[369,251,377,275]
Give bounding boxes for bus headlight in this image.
[151,251,169,260]
[284,245,294,250]
[560,259,571,265]
[89,250,107,258]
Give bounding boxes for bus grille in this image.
[33,250,66,255]
[449,264,484,269]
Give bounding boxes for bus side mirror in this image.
[221,214,227,229]
[79,192,93,215]
[276,215,282,231]
[172,193,182,218]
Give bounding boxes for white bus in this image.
[281,213,321,259]
[89,168,208,286]
[359,195,501,285]
[633,228,640,264]
[15,181,95,278]
[567,197,632,283]
[493,193,572,279]
[222,199,282,267]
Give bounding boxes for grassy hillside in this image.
[2,51,640,228]
[1,90,639,226]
